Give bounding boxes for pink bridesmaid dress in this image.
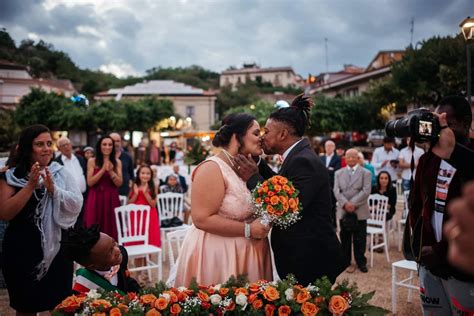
[173,156,273,287]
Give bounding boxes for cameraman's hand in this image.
[250,219,271,239]
[234,154,259,182]
[432,112,455,160]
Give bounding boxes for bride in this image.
[172,113,272,286]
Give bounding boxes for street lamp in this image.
[460,16,474,104]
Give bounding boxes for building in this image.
[220,63,302,89]
[95,80,217,131]
[0,60,75,109]
[311,51,404,97]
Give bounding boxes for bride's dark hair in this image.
[269,93,313,137]
[212,113,256,148]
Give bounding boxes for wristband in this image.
[244,223,251,239]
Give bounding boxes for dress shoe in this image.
[359,266,369,273]
[345,265,356,273]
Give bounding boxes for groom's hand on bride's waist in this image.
[234,154,259,181]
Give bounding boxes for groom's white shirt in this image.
[282,138,303,161]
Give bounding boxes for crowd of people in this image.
[0,94,473,315]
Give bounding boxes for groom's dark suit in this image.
[248,138,346,285]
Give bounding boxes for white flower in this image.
[87,289,100,299]
[306,285,317,292]
[212,284,222,291]
[236,293,248,306]
[161,293,171,302]
[285,288,294,301]
[210,294,222,305]
[177,286,187,292]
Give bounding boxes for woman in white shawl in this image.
[0,125,82,315]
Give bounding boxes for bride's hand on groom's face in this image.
[234,154,259,181]
[250,219,271,239]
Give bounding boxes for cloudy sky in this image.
[1,0,472,78]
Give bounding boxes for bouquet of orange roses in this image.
[251,175,302,229]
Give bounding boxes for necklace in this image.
[221,149,235,168]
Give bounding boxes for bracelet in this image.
[244,223,251,239]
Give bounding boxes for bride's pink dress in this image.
[173,156,272,287]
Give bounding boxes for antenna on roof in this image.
[410,18,415,47]
[324,37,329,73]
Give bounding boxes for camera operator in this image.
[408,96,474,315]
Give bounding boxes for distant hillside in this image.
[0,28,220,97]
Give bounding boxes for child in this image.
[61,225,140,294]
[128,164,161,247]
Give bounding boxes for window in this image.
[186,106,195,119]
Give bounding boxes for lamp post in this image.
[460,16,474,105]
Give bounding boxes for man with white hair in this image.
[321,140,341,226]
[55,136,87,226]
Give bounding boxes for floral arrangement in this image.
[251,175,302,229]
[53,275,389,315]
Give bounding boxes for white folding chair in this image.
[166,227,190,269]
[157,192,189,261]
[395,179,404,202]
[392,259,418,314]
[397,191,410,251]
[119,195,128,206]
[367,194,390,267]
[115,204,162,281]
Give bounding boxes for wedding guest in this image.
[0,124,82,314]
[83,146,95,161]
[83,136,122,240]
[128,165,160,247]
[172,164,188,193]
[371,137,400,181]
[110,133,134,197]
[398,137,424,191]
[160,174,184,194]
[148,139,161,165]
[61,225,140,294]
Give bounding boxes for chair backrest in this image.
[115,204,151,245]
[167,227,190,267]
[367,194,388,227]
[402,190,410,220]
[119,195,128,206]
[395,179,403,198]
[157,192,184,220]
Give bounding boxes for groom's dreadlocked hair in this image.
[61,225,101,266]
[269,93,313,137]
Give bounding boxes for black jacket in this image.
[320,154,341,188]
[248,139,346,285]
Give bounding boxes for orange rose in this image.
[256,197,262,204]
[301,301,319,316]
[166,291,178,303]
[145,308,162,316]
[226,301,236,311]
[283,184,291,192]
[170,303,181,315]
[140,294,157,305]
[90,299,111,310]
[235,287,248,296]
[177,291,188,302]
[274,184,282,192]
[296,289,311,304]
[117,303,129,312]
[288,198,297,209]
[267,205,276,215]
[59,296,83,312]
[265,303,276,316]
[270,195,280,205]
[154,297,168,311]
[219,287,230,296]
[314,296,325,305]
[252,299,263,310]
[263,186,269,193]
[279,177,288,185]
[263,286,280,301]
[198,291,210,302]
[271,177,279,185]
[109,307,122,316]
[258,188,263,194]
[248,293,258,303]
[273,208,284,216]
[282,201,289,212]
[278,305,292,316]
[278,195,287,203]
[328,295,349,315]
[92,313,106,316]
[268,190,275,197]
[249,283,261,293]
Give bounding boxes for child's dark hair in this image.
[134,164,156,199]
[269,93,313,137]
[61,225,101,266]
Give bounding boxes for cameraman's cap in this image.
[383,136,395,144]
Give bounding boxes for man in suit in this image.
[55,136,87,226]
[173,164,188,193]
[320,140,341,227]
[334,148,372,273]
[110,133,135,197]
[234,94,346,285]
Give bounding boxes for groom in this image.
[234,94,346,285]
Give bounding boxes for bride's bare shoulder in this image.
[192,159,223,183]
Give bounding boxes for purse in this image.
[160,217,183,228]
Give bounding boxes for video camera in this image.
[385,108,440,143]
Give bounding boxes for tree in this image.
[0,109,20,151]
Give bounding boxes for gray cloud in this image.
[1,0,473,77]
